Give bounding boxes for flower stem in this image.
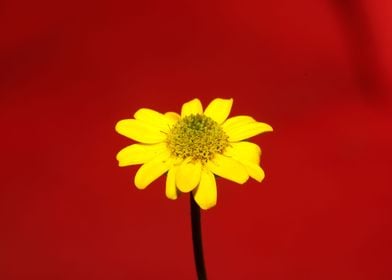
[190,194,207,280]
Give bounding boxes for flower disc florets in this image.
[166,114,229,164]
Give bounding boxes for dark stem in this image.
[190,194,207,280]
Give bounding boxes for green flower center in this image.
[166,114,229,163]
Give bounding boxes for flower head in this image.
[115,98,272,210]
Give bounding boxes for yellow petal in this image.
[116,143,168,167]
[225,142,261,164]
[203,98,233,124]
[176,160,202,192]
[134,151,171,189]
[230,157,265,182]
[221,115,256,132]
[165,166,178,200]
[134,108,173,132]
[165,112,181,122]
[242,162,265,182]
[115,119,167,144]
[207,154,248,184]
[224,142,265,182]
[181,98,203,117]
[193,168,217,210]
[226,122,273,142]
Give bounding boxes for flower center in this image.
[166,114,229,163]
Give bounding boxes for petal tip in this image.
[198,202,215,210]
[204,98,234,124]
[238,177,249,184]
[134,180,146,190]
[254,175,265,183]
[176,161,202,192]
[181,98,203,117]
[265,124,273,132]
[114,119,127,133]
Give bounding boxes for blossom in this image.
[115,98,272,210]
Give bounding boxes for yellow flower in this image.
[115,98,273,210]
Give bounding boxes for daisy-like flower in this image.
[115,98,272,210]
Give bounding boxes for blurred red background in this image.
[1,0,391,279]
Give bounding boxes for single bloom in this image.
[115,98,273,210]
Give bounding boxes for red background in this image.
[1,0,391,279]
